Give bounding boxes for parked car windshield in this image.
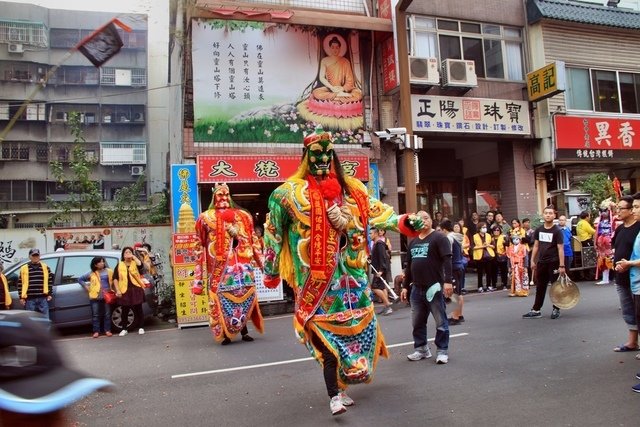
[60,255,119,284]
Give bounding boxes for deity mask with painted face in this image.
[212,183,231,209]
[304,128,334,177]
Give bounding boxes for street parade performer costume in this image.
[262,128,420,415]
[193,184,265,345]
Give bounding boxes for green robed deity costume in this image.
[262,129,418,411]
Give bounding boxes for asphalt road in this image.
[59,281,639,426]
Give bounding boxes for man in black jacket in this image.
[370,228,393,315]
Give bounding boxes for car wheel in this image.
[111,305,139,332]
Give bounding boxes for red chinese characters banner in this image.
[555,115,639,161]
[377,0,393,19]
[381,36,398,94]
[197,155,369,183]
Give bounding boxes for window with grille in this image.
[100,142,147,165]
[0,20,48,47]
[0,143,29,160]
[101,68,146,86]
[35,145,49,161]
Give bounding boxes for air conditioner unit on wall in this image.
[441,59,478,87]
[8,43,24,54]
[131,166,144,176]
[546,168,570,192]
[409,56,440,85]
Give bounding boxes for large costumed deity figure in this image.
[193,184,265,345]
[595,199,616,285]
[262,127,421,415]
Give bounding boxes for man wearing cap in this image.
[18,249,54,319]
[263,127,422,415]
[0,310,113,424]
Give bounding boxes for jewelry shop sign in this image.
[410,95,530,135]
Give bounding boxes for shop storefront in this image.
[409,94,535,221]
[547,115,640,213]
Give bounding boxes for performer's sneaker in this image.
[118,330,128,337]
[407,346,432,361]
[242,334,254,342]
[382,306,393,316]
[435,351,449,364]
[330,395,347,415]
[550,308,561,319]
[221,337,231,345]
[522,310,542,319]
[338,391,354,406]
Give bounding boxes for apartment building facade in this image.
[0,2,149,228]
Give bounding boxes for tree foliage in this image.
[47,111,167,227]
[108,176,148,225]
[48,112,105,226]
[577,173,615,216]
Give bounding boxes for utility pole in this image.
[395,0,417,213]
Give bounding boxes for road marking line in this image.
[171,332,468,379]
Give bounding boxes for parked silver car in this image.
[5,250,157,331]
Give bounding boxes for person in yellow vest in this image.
[472,222,496,292]
[0,262,12,309]
[113,246,148,336]
[78,257,115,338]
[18,248,53,319]
[492,225,509,290]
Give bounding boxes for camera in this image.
[385,127,407,135]
[374,130,391,138]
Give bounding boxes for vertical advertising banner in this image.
[170,164,208,328]
[192,19,365,144]
[368,163,381,200]
[172,234,209,327]
[170,164,199,233]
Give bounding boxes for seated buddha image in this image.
[297,33,364,131]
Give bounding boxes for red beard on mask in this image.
[319,174,342,200]
[220,209,235,223]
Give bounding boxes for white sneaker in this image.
[338,391,354,406]
[118,330,128,337]
[330,395,347,416]
[436,352,449,364]
[382,306,393,316]
[138,328,145,335]
[407,346,432,361]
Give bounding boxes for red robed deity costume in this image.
[193,184,265,344]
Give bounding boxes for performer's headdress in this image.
[303,126,333,150]
[208,183,237,210]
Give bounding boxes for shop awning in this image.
[195,1,393,32]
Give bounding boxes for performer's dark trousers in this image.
[532,261,560,311]
[311,333,339,398]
